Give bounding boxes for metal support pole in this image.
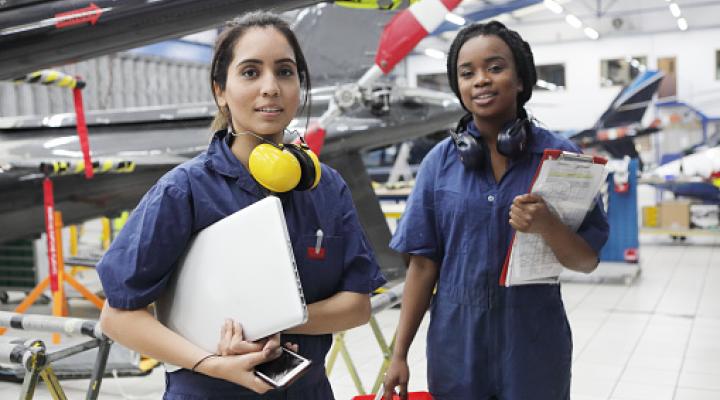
[86,338,112,400]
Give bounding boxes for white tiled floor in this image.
[0,235,718,399]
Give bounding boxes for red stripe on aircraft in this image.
[55,2,103,29]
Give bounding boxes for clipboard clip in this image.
[543,149,608,165]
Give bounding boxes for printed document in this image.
[502,151,608,286]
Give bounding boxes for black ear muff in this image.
[496,118,531,159]
[450,129,486,170]
[284,144,317,191]
[450,114,487,170]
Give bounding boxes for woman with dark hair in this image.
[383,21,608,400]
[97,12,385,399]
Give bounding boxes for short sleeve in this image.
[577,194,609,254]
[96,179,193,309]
[336,177,386,293]
[389,151,440,262]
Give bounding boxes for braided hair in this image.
[446,21,536,119]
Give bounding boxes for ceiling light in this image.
[445,13,466,26]
[565,14,582,29]
[543,0,563,14]
[669,3,681,17]
[424,48,445,60]
[584,27,599,40]
[677,17,688,31]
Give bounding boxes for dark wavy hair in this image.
[446,20,536,119]
[209,12,311,131]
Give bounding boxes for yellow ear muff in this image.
[306,148,321,189]
[248,143,301,193]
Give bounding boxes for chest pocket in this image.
[294,234,344,304]
[435,189,467,256]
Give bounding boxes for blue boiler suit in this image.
[97,129,386,400]
[389,122,609,400]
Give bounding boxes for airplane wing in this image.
[0,0,322,81]
[570,70,665,156]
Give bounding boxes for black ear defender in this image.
[450,114,532,170]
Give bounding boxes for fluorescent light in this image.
[424,48,446,60]
[677,17,688,31]
[565,14,582,29]
[445,13,466,26]
[669,3,681,17]
[584,27,599,40]
[543,0,563,14]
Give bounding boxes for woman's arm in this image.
[100,303,274,393]
[383,255,439,400]
[284,291,371,335]
[509,193,599,273]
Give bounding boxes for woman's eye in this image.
[278,67,296,77]
[488,65,504,73]
[459,70,473,78]
[241,68,258,78]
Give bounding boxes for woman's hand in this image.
[509,193,559,234]
[217,319,281,358]
[383,356,410,400]
[196,350,275,394]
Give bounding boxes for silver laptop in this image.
[156,196,307,354]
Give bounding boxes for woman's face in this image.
[214,27,300,136]
[456,34,523,125]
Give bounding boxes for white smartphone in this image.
[254,347,312,388]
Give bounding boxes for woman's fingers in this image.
[218,319,234,355]
[284,342,299,353]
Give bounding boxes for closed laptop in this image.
[156,196,307,354]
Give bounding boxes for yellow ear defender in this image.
[248,141,321,193]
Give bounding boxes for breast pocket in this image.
[435,189,468,255]
[295,234,344,303]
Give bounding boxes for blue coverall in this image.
[390,122,609,400]
[97,129,386,400]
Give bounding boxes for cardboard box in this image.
[659,201,691,230]
[690,204,720,229]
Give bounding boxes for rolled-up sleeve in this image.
[577,194,609,254]
[96,179,193,309]
[389,152,441,263]
[336,177,387,293]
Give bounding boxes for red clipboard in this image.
[499,149,607,287]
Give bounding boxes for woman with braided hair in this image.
[383,21,608,400]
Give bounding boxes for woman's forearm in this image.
[285,291,371,335]
[100,302,211,369]
[541,218,599,273]
[392,255,438,360]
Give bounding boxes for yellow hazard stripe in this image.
[15,69,81,89]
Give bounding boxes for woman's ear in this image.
[213,82,227,108]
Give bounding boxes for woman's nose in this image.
[474,74,490,87]
[261,75,280,97]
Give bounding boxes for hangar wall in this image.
[404,26,720,132]
[0,53,212,118]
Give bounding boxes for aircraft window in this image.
[716,50,720,80]
[601,56,647,87]
[535,64,565,91]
